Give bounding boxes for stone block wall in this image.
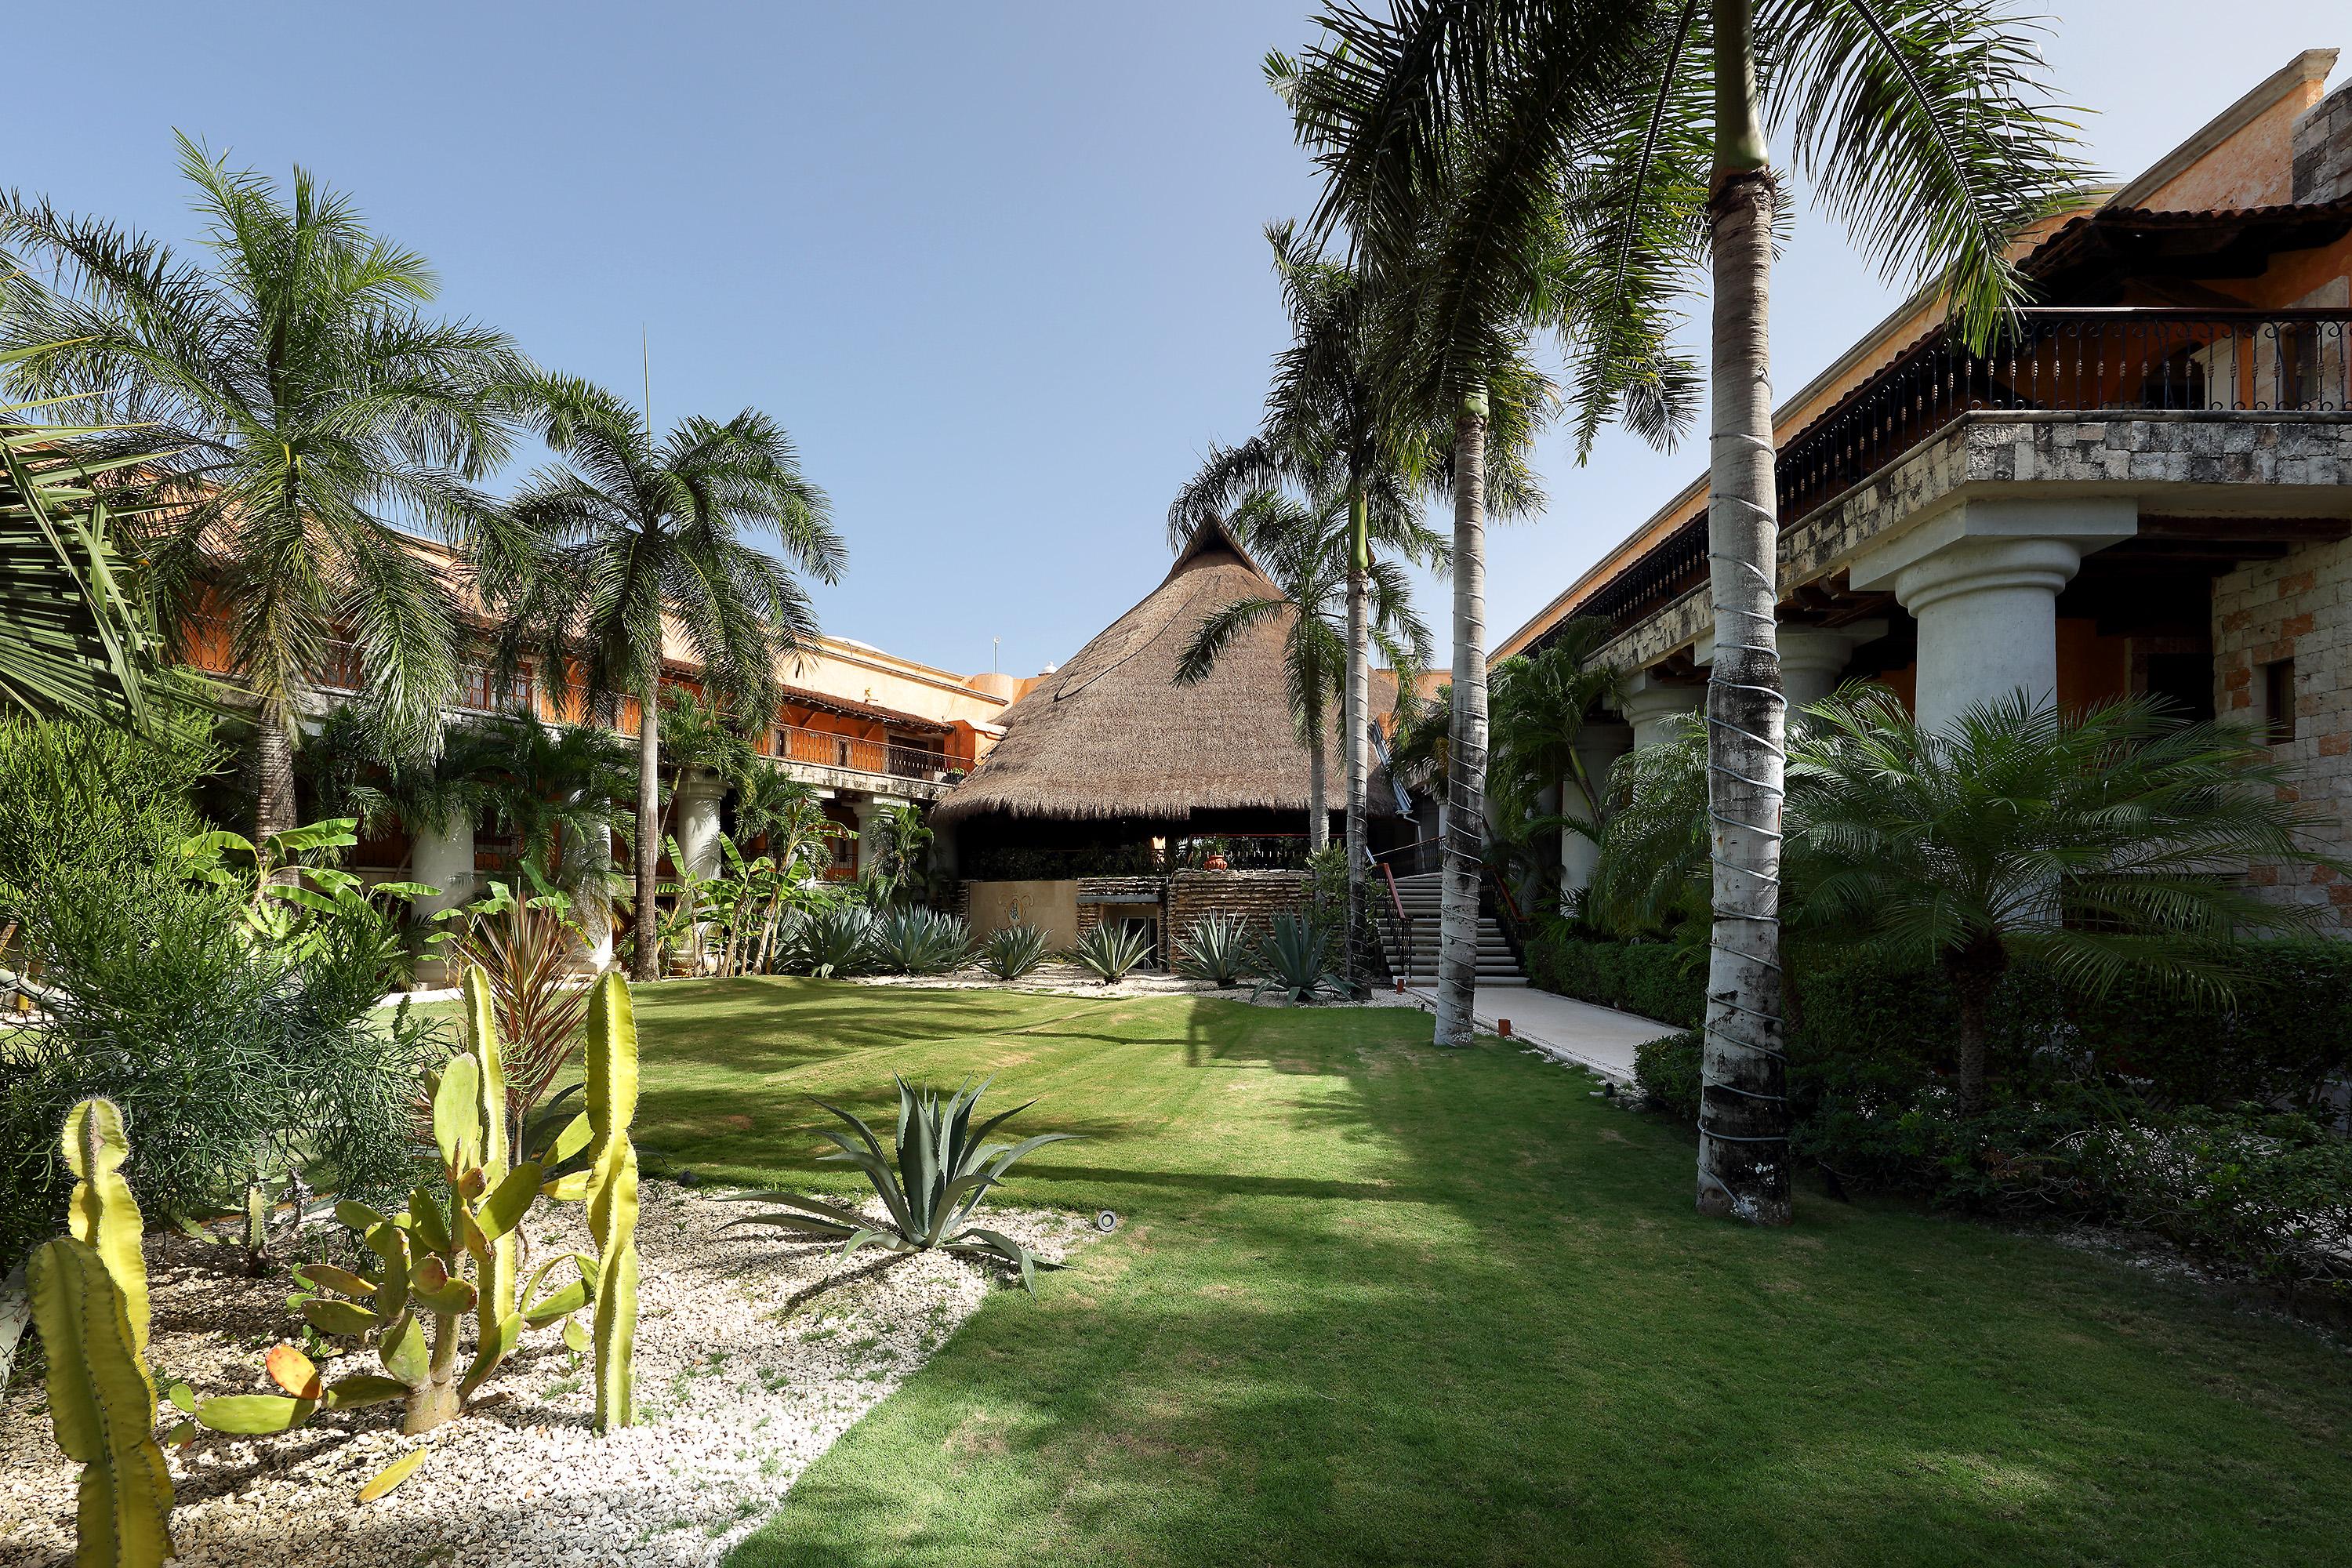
[2213,535,2352,925]
[2293,77,2352,205]
[1166,869,1309,946]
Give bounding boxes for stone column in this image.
[671,771,728,884]
[410,811,475,924]
[852,795,913,881]
[1621,670,1706,750]
[1853,499,2136,735]
[1777,622,1887,708]
[1560,720,1632,899]
[578,824,615,968]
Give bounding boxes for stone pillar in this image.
[578,824,615,968]
[853,795,913,881]
[671,771,728,884]
[1777,622,1887,708]
[410,811,475,923]
[1853,499,2136,735]
[1560,720,1632,899]
[1621,670,1706,750]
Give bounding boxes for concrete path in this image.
[1403,983,1679,1084]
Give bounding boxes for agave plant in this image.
[1174,915,1251,989]
[725,1078,1074,1290]
[870,906,975,975]
[978,924,1052,982]
[1066,920,1154,984]
[792,903,876,978]
[1250,913,1338,1004]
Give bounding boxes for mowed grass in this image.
[542,977,2347,1566]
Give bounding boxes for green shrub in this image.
[1633,1030,1702,1122]
[869,907,973,975]
[978,924,1051,981]
[1526,926,1703,1029]
[2,869,437,1266]
[2073,1106,2351,1308]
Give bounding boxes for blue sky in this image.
[11,3,2339,679]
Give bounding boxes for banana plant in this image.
[177,817,438,958]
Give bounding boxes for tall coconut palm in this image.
[1276,45,1608,1047]
[1170,222,1446,977]
[0,134,528,833]
[1174,488,1436,858]
[1287,0,2084,1221]
[492,375,840,982]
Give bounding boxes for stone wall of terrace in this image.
[1599,411,2352,673]
[1166,869,1309,945]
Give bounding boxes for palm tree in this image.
[0,135,528,833]
[1486,618,1625,910]
[0,378,161,725]
[1175,488,1435,858]
[1286,1,2083,1221]
[1795,690,2338,1112]
[464,717,633,901]
[1169,222,1446,977]
[492,375,841,982]
[1276,47,1595,1048]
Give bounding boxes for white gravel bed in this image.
[2,1185,1086,1568]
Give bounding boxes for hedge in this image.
[1532,928,2352,1117]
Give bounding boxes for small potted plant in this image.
[1200,837,1231,872]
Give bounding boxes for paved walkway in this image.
[1403,984,1678,1083]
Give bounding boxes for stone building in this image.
[1497,49,2352,921]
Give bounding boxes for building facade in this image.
[1499,49,2352,921]
[184,543,1013,942]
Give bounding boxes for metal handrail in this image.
[1376,857,1414,988]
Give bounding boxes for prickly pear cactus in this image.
[27,1236,175,1567]
[583,972,641,1433]
[62,1098,149,1370]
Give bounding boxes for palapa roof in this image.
[934,519,1389,826]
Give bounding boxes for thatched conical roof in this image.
[935,519,1379,826]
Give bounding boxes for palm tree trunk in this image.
[1435,385,1489,1048]
[633,684,662,982]
[1696,0,1792,1225]
[1947,942,2006,1115]
[255,693,299,840]
[1344,485,1371,988]
[1306,706,1330,855]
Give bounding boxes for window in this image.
[457,661,533,714]
[2262,657,2296,745]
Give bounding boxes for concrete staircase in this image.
[1376,871,1529,989]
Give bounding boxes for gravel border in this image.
[2,1186,1086,1568]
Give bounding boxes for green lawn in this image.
[583,977,2347,1567]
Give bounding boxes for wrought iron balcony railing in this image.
[1572,308,2352,640]
[770,721,950,782]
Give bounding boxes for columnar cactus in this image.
[27,1236,176,1567]
[582,971,641,1433]
[197,963,581,1450]
[62,1098,149,1374]
[459,967,517,1350]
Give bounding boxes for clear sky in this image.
[10,3,2342,680]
